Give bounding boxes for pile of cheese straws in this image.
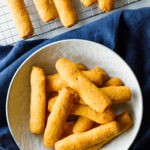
[30,58,133,150]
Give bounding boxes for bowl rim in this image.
[6,39,143,150]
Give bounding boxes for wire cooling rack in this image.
[0,0,141,45]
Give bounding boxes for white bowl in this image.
[6,39,143,150]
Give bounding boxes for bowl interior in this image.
[7,40,142,150]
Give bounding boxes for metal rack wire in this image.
[0,0,141,45]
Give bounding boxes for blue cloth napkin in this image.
[1,8,150,150]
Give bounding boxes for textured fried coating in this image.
[30,66,46,134]
[43,88,75,148]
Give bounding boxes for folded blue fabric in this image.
[0,8,150,150]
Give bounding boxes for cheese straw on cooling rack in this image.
[30,66,46,134]
[53,0,78,27]
[6,0,34,39]
[32,0,58,23]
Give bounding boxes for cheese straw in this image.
[55,121,120,150]
[100,86,131,103]
[33,0,58,23]
[46,66,108,92]
[81,0,96,7]
[47,97,115,124]
[72,117,94,133]
[98,0,114,12]
[79,86,131,104]
[53,0,78,27]
[103,77,123,87]
[86,112,133,150]
[6,0,33,39]
[56,58,111,113]
[30,66,46,134]
[43,88,75,148]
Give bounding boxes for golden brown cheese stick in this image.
[55,121,120,150]
[103,77,123,87]
[30,66,46,134]
[79,86,131,104]
[6,0,33,39]
[56,58,111,113]
[98,0,114,12]
[100,86,131,103]
[81,0,96,7]
[63,121,75,137]
[47,97,115,124]
[46,67,108,92]
[33,0,58,23]
[43,88,75,148]
[72,117,94,133]
[53,0,78,27]
[116,112,133,136]
[86,112,133,150]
